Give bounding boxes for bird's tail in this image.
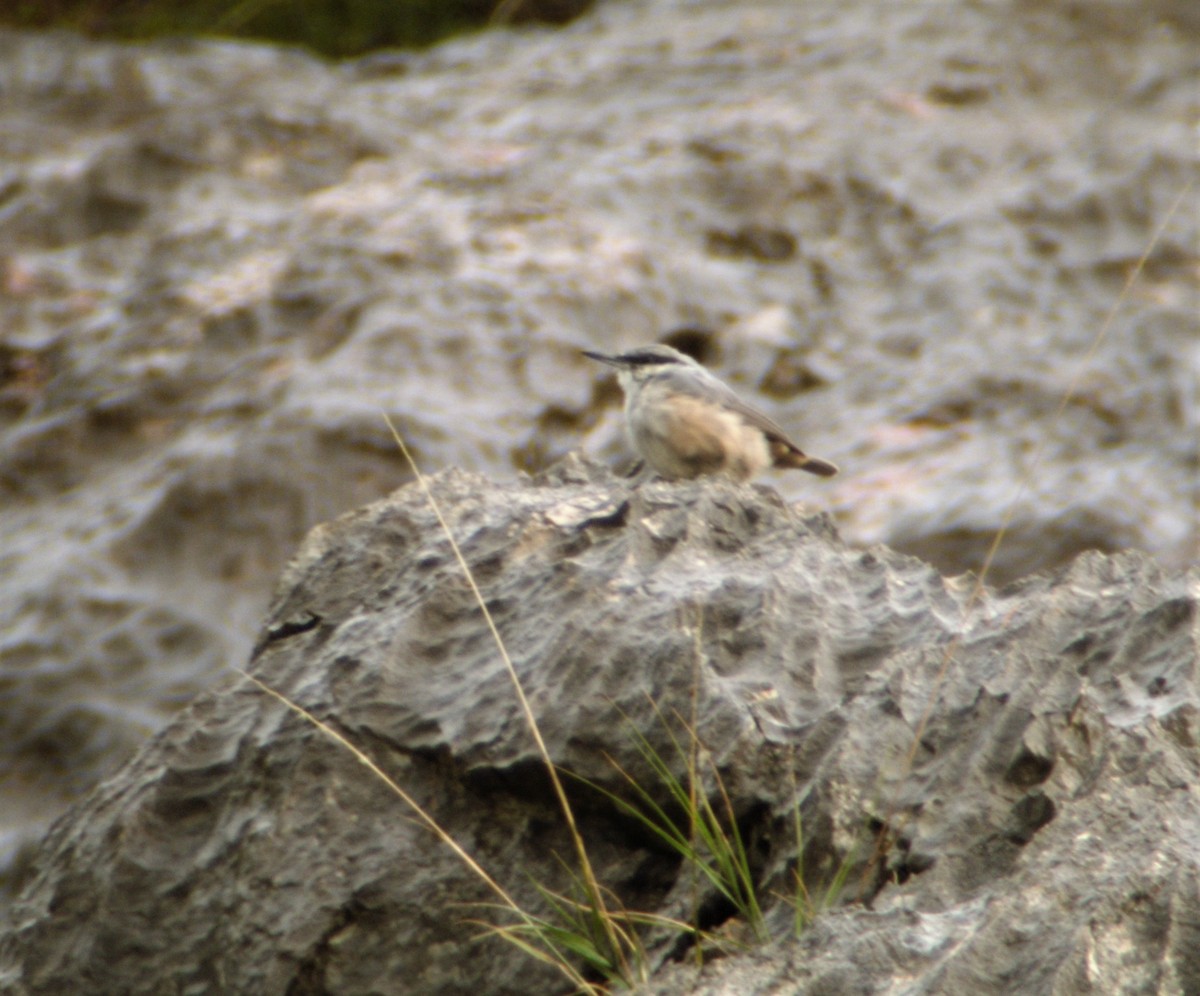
[772,443,839,477]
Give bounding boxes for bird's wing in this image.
[656,366,801,449]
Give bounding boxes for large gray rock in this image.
[1,461,1196,994]
[1,0,1197,908]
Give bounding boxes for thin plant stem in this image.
[381,414,632,982]
[234,668,595,992]
[865,175,1197,891]
[688,607,704,963]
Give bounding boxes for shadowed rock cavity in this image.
[1,459,1196,994]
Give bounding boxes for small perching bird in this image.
[583,344,838,483]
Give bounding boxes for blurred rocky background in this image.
[1,0,1196,905]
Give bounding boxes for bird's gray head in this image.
[582,344,703,389]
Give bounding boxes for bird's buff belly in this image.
[630,395,770,481]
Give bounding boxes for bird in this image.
[582,344,838,482]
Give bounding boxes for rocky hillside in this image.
[2,462,1196,993]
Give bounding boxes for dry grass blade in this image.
[865,174,1198,890]
[381,413,630,982]
[233,669,598,989]
[471,873,684,988]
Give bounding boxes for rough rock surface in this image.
[2,461,1197,994]
[2,0,1198,904]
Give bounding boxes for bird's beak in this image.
[581,349,622,368]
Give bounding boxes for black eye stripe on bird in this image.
[582,344,838,483]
